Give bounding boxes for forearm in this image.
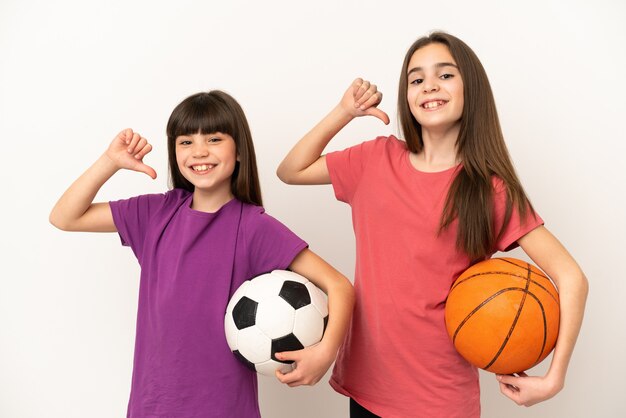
[277,105,353,184]
[49,153,118,230]
[545,269,589,388]
[319,274,355,355]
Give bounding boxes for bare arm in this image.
[49,129,156,232]
[276,78,390,185]
[497,226,589,406]
[274,248,355,387]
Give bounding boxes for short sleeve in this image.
[109,193,167,257]
[243,207,308,278]
[492,179,544,252]
[326,137,386,204]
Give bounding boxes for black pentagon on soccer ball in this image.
[232,296,258,330]
[271,333,304,364]
[233,350,256,371]
[279,280,311,310]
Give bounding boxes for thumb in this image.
[365,107,390,125]
[136,162,157,179]
[275,350,299,362]
[497,374,521,386]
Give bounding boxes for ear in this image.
[236,153,240,162]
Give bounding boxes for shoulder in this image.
[163,188,191,202]
[128,188,191,214]
[366,135,408,163]
[241,203,279,230]
[241,203,300,237]
[490,175,508,196]
[364,135,406,153]
[329,135,406,165]
[240,202,305,248]
[137,188,190,211]
[385,135,408,150]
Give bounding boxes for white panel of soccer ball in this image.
[224,270,329,376]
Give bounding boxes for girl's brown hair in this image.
[397,32,535,259]
[166,90,262,206]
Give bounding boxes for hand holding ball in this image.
[224,270,328,376]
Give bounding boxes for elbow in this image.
[276,165,295,185]
[579,272,589,300]
[49,210,71,231]
[49,213,66,231]
[337,273,356,307]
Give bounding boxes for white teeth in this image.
[192,164,214,171]
[423,100,445,109]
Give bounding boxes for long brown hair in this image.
[166,90,263,206]
[398,32,535,259]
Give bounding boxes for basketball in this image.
[445,257,560,374]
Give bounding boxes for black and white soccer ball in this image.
[224,270,329,376]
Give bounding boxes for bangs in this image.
[167,93,237,139]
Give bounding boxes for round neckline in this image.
[183,194,239,218]
[404,150,462,175]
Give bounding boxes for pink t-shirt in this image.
[326,136,543,418]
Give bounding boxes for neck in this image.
[411,123,461,172]
[191,186,235,213]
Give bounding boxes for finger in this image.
[497,374,518,385]
[365,107,390,125]
[275,368,300,385]
[134,142,152,160]
[136,163,157,179]
[499,380,521,401]
[119,128,134,145]
[351,78,364,97]
[133,138,149,158]
[275,351,299,362]
[359,90,382,110]
[127,132,141,153]
[354,80,370,105]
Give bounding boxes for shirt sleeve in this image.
[326,137,386,204]
[109,193,167,259]
[492,178,544,252]
[244,207,309,278]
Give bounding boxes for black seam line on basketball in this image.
[534,289,549,367]
[450,272,559,303]
[498,258,549,279]
[505,266,550,370]
[452,288,550,369]
[452,287,548,344]
[452,287,519,344]
[483,264,531,371]
[451,271,546,290]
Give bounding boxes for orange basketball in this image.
[445,257,560,374]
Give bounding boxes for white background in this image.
[1,1,625,417]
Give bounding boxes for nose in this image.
[192,142,209,158]
[423,79,439,93]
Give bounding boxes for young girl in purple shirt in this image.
[50,90,354,417]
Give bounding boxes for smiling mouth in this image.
[191,164,216,172]
[421,100,448,110]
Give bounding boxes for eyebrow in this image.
[407,62,458,75]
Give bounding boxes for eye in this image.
[440,73,454,80]
[409,78,423,85]
[178,140,192,146]
[208,137,221,143]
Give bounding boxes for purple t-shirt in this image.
[110,189,308,418]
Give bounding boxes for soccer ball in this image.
[224,270,329,376]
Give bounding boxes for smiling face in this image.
[406,43,464,133]
[175,131,238,200]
